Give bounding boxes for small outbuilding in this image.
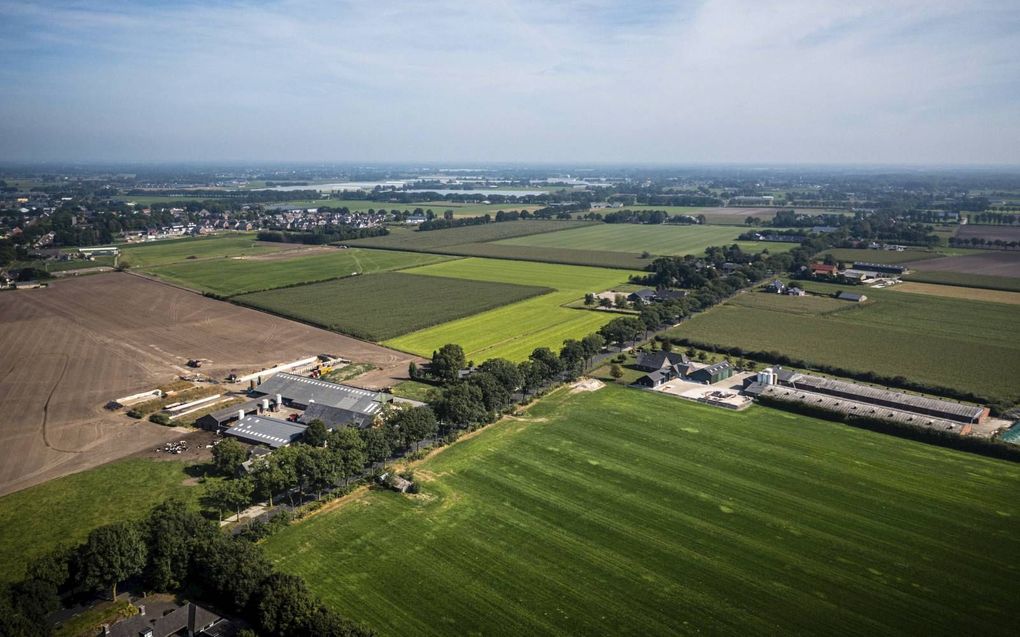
[836,291,868,303]
[688,361,733,384]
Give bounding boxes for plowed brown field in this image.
[0,273,421,495]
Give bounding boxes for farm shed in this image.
[787,375,988,424]
[299,402,375,430]
[253,372,385,415]
[195,399,262,431]
[225,414,308,448]
[635,351,690,373]
[836,291,867,302]
[810,263,838,276]
[853,262,907,275]
[689,361,733,384]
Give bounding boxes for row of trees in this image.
[581,209,702,225]
[947,236,1020,250]
[256,225,388,245]
[0,500,371,637]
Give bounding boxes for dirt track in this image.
[0,273,422,496]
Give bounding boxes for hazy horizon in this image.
[2,1,1019,165]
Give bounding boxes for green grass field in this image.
[264,385,1020,636]
[119,234,287,268]
[671,284,1020,403]
[235,271,552,341]
[429,242,652,270]
[496,223,795,256]
[347,220,597,251]
[815,248,942,265]
[144,248,449,296]
[384,258,632,361]
[0,458,205,585]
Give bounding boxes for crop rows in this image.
[234,271,553,341]
[263,385,1020,636]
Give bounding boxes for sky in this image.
[1,0,1018,165]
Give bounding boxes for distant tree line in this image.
[257,225,388,245]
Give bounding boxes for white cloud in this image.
[0,0,1017,163]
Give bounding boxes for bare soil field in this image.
[892,281,1020,305]
[905,251,1020,277]
[0,273,421,496]
[955,225,1020,243]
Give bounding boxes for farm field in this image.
[495,223,795,256]
[431,242,651,270]
[347,220,597,251]
[118,234,289,268]
[0,458,203,586]
[144,248,449,296]
[816,248,941,264]
[385,258,633,361]
[670,284,1020,403]
[0,273,422,496]
[234,272,552,341]
[891,281,1020,305]
[903,270,1020,292]
[264,385,1020,637]
[905,251,1020,277]
[954,224,1020,243]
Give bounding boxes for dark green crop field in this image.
[144,248,449,296]
[234,271,552,341]
[264,385,1020,636]
[346,220,597,250]
[671,284,1020,403]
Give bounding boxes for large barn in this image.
[251,372,387,416]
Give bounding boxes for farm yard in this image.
[0,273,421,496]
[385,258,633,361]
[234,272,553,341]
[143,248,449,296]
[495,223,795,256]
[669,283,1020,404]
[264,385,1020,637]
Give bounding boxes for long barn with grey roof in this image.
[786,374,987,423]
[224,414,308,448]
[252,372,385,416]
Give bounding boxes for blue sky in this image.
[1,0,1018,164]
